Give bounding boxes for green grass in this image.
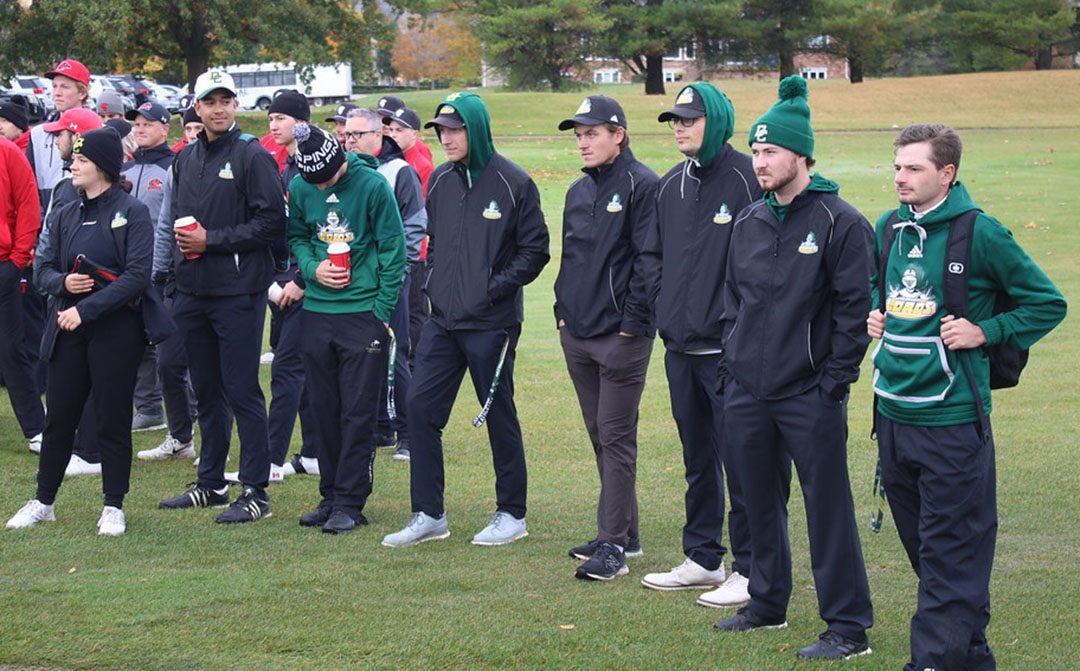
[3,72,1078,670]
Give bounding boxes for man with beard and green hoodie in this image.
[382,92,549,548]
[640,82,763,604]
[868,124,1065,671]
[714,76,875,661]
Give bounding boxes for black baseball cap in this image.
[126,101,170,125]
[657,85,706,122]
[376,95,406,117]
[424,104,465,130]
[558,96,627,131]
[325,103,358,123]
[384,107,421,131]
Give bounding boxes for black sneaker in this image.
[392,439,410,461]
[575,541,628,581]
[797,631,871,660]
[569,536,642,560]
[215,487,271,524]
[322,509,369,534]
[374,431,396,449]
[287,453,310,475]
[299,503,332,527]
[713,608,788,632]
[159,483,229,509]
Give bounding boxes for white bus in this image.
[211,62,353,111]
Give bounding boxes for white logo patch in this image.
[676,87,694,105]
[326,193,339,204]
[482,200,502,220]
[754,124,768,143]
[606,194,623,213]
[948,262,964,274]
[218,161,234,180]
[576,98,592,115]
[798,231,818,254]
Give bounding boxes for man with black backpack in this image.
[868,123,1066,671]
[157,70,286,524]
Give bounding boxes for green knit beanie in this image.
[748,75,814,158]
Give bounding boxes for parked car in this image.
[150,82,181,113]
[107,74,152,107]
[7,75,55,117]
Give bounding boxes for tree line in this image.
[1,0,1077,95]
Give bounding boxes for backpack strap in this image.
[942,209,991,443]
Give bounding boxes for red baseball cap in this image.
[42,107,103,135]
[44,59,91,86]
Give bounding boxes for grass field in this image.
[1,71,1078,670]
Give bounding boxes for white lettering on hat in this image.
[609,115,619,122]
[57,61,72,72]
[379,98,387,107]
[754,123,768,143]
[576,98,592,115]
[395,109,404,117]
[676,88,694,105]
[439,105,455,115]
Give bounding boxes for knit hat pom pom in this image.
[293,122,311,143]
[778,75,808,101]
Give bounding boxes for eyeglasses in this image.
[666,117,701,129]
[343,130,379,140]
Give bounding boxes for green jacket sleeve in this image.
[370,180,406,323]
[973,215,1067,349]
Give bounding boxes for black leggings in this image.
[36,309,144,509]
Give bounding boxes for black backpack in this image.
[878,208,1028,440]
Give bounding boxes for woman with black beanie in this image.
[5,127,153,536]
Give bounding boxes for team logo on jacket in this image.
[147,178,163,192]
[908,245,923,259]
[606,194,623,213]
[218,162,234,180]
[797,231,818,254]
[713,203,732,224]
[317,210,354,243]
[885,266,937,321]
[110,211,128,229]
[482,200,502,220]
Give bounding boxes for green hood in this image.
[896,181,982,226]
[686,82,734,168]
[805,172,839,194]
[435,92,495,183]
[347,151,380,172]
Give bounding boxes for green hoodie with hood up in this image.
[433,91,495,184]
[684,82,734,169]
[871,182,1066,426]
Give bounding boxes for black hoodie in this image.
[169,124,286,297]
[554,147,660,338]
[654,143,761,352]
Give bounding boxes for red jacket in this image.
[260,133,289,174]
[171,138,188,153]
[0,136,41,269]
[404,140,434,196]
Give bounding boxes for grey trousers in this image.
[132,345,163,417]
[560,329,654,547]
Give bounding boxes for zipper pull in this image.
[773,237,780,257]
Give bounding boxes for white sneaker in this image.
[641,557,725,591]
[6,499,55,529]
[260,351,275,364]
[697,571,750,608]
[28,433,42,454]
[65,454,102,476]
[137,436,196,461]
[97,506,126,536]
[382,512,451,547]
[225,465,284,485]
[471,511,528,546]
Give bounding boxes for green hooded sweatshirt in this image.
[764,173,839,223]
[685,82,734,169]
[871,182,1067,426]
[434,91,495,185]
[286,152,406,321]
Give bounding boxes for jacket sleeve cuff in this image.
[820,375,850,401]
[976,317,1003,346]
[619,319,650,337]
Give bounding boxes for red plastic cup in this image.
[327,242,351,284]
[174,216,201,260]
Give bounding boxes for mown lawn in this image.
[1,72,1077,670]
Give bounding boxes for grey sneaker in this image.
[471,511,528,546]
[382,512,450,547]
[131,412,167,432]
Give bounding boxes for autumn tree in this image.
[391,14,481,86]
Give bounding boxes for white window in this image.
[801,68,828,80]
[594,69,621,84]
[663,69,684,83]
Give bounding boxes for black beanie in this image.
[0,95,30,132]
[268,90,311,122]
[104,118,132,138]
[72,127,124,181]
[182,106,202,125]
[293,123,345,185]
